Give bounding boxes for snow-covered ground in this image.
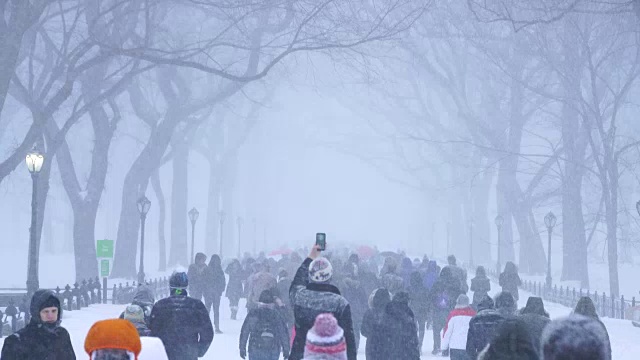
[1,280,639,359]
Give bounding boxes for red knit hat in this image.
[304,313,347,360]
[85,319,142,359]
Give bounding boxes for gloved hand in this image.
[240,349,247,359]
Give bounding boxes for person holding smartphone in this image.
[288,238,357,360]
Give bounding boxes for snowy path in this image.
[1,283,639,359]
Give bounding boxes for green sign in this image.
[100,259,110,277]
[96,239,114,258]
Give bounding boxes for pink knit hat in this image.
[304,313,347,360]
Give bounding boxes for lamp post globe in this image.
[25,149,45,298]
[189,207,199,263]
[136,196,151,285]
[544,211,557,229]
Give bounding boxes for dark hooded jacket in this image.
[1,290,76,360]
[407,271,430,320]
[499,262,522,301]
[422,260,439,291]
[518,297,550,354]
[289,258,356,360]
[119,284,155,324]
[340,276,368,327]
[573,297,611,359]
[479,318,539,360]
[466,292,515,359]
[149,289,214,360]
[429,267,463,325]
[207,255,227,298]
[470,267,491,306]
[378,292,420,360]
[226,259,246,300]
[361,288,391,360]
[239,301,290,358]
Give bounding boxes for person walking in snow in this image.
[470,266,490,309]
[303,313,348,360]
[289,244,357,360]
[541,314,611,360]
[573,296,611,359]
[118,283,156,325]
[339,273,367,351]
[446,255,469,294]
[85,318,169,360]
[407,271,430,352]
[378,291,421,360]
[380,258,404,296]
[429,266,462,355]
[188,252,211,303]
[0,290,76,360]
[442,294,476,360]
[517,297,550,355]
[124,304,152,336]
[149,272,214,360]
[466,292,515,359]
[477,318,539,360]
[226,258,246,320]
[360,288,391,360]
[239,289,291,360]
[399,257,415,289]
[246,260,278,311]
[206,254,226,334]
[499,261,522,302]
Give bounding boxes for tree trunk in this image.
[151,170,167,271]
[606,163,620,297]
[205,161,221,255]
[168,137,189,267]
[514,205,546,274]
[72,205,99,281]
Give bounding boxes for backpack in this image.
[251,315,278,350]
[435,291,450,310]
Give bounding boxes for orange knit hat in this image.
[85,319,142,359]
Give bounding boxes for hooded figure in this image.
[380,258,404,296]
[442,294,476,359]
[573,297,611,359]
[206,254,227,333]
[478,318,539,360]
[499,261,522,301]
[361,288,392,360]
[428,266,462,354]
[339,275,367,351]
[226,259,246,320]
[470,266,491,307]
[518,297,550,354]
[239,289,291,360]
[246,260,278,310]
[1,290,76,360]
[289,255,357,360]
[541,314,611,360]
[466,292,515,359]
[407,271,430,350]
[149,272,214,360]
[446,255,469,294]
[377,292,420,360]
[188,252,211,302]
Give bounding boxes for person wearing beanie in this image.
[466,292,513,359]
[361,288,391,360]
[124,304,152,336]
[85,319,142,359]
[377,291,420,360]
[541,314,611,360]
[149,271,214,360]
[289,243,357,360]
[517,297,550,355]
[478,318,539,360]
[1,289,76,360]
[303,313,347,360]
[239,289,291,360]
[442,294,476,359]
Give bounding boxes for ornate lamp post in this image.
[25,149,44,297]
[544,211,557,290]
[495,215,504,275]
[136,196,151,285]
[218,211,226,257]
[188,207,199,263]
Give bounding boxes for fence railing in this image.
[0,276,170,337]
[479,266,638,321]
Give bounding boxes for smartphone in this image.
[315,233,326,251]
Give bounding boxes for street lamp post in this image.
[218,211,226,257]
[188,208,199,263]
[136,196,151,285]
[25,149,44,297]
[544,211,557,290]
[495,215,504,275]
[237,216,244,259]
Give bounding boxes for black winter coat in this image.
[407,283,430,320]
[188,263,211,295]
[466,309,509,359]
[340,278,368,327]
[518,313,550,354]
[499,272,522,301]
[378,300,420,360]
[226,261,246,300]
[289,258,357,360]
[429,274,462,325]
[239,304,291,358]
[207,264,227,298]
[470,276,491,306]
[149,293,214,360]
[361,307,386,360]
[1,290,75,360]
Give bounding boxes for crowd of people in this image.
[0,243,614,360]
